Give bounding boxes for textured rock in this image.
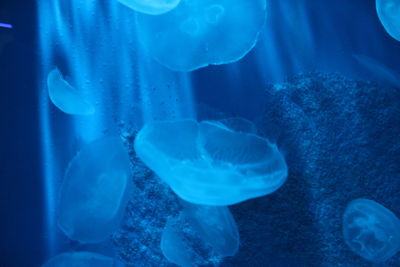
[113,130,182,266]
[114,72,400,266]
[223,72,400,266]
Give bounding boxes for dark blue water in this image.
[0,0,46,266]
[1,0,400,266]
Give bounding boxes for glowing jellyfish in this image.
[376,0,400,41]
[134,119,288,205]
[58,136,132,243]
[136,0,267,71]
[343,198,400,262]
[42,252,113,267]
[161,204,239,266]
[118,0,181,15]
[47,68,95,115]
[182,202,239,256]
[161,217,194,267]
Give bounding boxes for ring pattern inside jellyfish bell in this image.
[136,0,267,71]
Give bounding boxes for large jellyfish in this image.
[134,119,288,205]
[343,198,400,262]
[47,68,95,115]
[118,0,181,15]
[376,0,400,41]
[161,204,239,266]
[42,252,113,267]
[136,0,267,71]
[58,136,132,243]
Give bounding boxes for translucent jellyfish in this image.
[376,0,400,41]
[343,198,400,262]
[161,217,194,267]
[118,0,181,15]
[47,68,95,115]
[42,252,113,267]
[136,0,267,71]
[134,119,288,205]
[161,204,239,266]
[58,136,132,243]
[182,202,239,256]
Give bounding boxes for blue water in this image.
[1,0,400,266]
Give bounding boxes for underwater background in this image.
[1,0,400,266]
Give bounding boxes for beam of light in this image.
[0,22,13,29]
[37,0,196,259]
[37,0,58,258]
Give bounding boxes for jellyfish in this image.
[161,204,239,266]
[58,136,132,243]
[47,68,95,115]
[134,119,288,205]
[118,0,181,15]
[343,198,400,262]
[376,0,400,41]
[42,252,113,267]
[161,216,195,267]
[181,202,240,257]
[136,0,267,71]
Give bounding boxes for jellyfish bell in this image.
[161,204,239,266]
[57,136,132,243]
[376,0,400,41]
[136,0,267,71]
[118,0,181,15]
[134,119,288,206]
[343,198,400,262]
[47,68,95,116]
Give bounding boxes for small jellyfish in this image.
[182,202,239,257]
[161,216,195,267]
[136,0,267,71]
[118,0,181,15]
[58,136,132,243]
[161,204,239,266]
[376,0,400,41]
[47,68,95,115]
[42,252,113,267]
[343,198,400,262]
